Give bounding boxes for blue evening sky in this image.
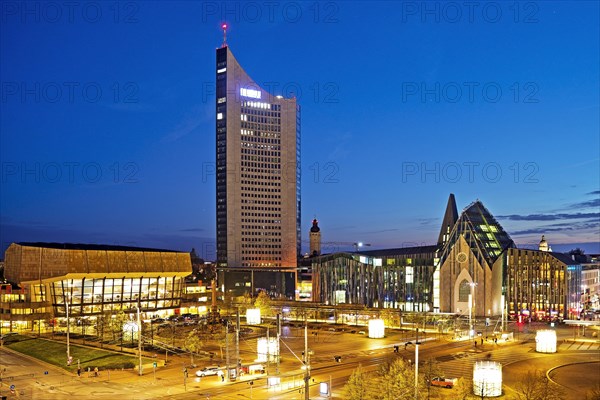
[1,1,599,259]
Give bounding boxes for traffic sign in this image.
[9,385,15,390]
[153,362,157,368]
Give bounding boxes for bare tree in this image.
[422,358,444,400]
[514,370,565,400]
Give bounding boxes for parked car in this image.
[195,366,221,377]
[430,377,457,389]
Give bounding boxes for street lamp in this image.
[405,334,420,400]
[468,282,477,339]
[353,242,371,252]
[66,296,71,365]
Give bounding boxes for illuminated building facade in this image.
[504,247,581,320]
[437,200,515,317]
[311,195,582,320]
[582,264,600,313]
[1,242,191,331]
[312,246,437,310]
[215,43,300,295]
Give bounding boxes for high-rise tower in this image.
[215,43,300,293]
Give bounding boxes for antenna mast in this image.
[222,23,228,47]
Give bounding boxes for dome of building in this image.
[539,235,549,252]
[310,219,320,233]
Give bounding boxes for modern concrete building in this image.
[215,40,300,296]
[1,242,192,332]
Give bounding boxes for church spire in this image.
[438,193,458,246]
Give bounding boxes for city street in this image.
[1,321,598,399]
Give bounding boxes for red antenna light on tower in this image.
[222,23,228,47]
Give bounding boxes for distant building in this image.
[215,41,300,297]
[581,261,600,314]
[1,242,191,332]
[309,219,321,257]
[503,246,581,320]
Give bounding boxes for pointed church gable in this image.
[440,200,515,269]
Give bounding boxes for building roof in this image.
[358,245,438,257]
[17,242,180,253]
[457,200,515,265]
[5,242,192,283]
[549,251,579,265]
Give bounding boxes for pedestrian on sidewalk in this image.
[94,367,99,377]
[77,367,81,377]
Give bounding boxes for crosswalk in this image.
[438,340,600,379]
[560,340,600,351]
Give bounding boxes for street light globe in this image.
[246,308,261,325]
[257,337,279,362]
[368,319,385,338]
[473,361,502,397]
[536,330,557,353]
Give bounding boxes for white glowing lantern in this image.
[257,337,279,362]
[123,321,139,341]
[368,319,385,338]
[246,308,261,325]
[268,377,280,386]
[536,330,557,353]
[473,361,502,397]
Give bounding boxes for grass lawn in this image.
[5,335,148,372]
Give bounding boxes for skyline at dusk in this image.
[1,1,599,259]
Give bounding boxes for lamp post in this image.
[468,282,477,339]
[66,297,71,365]
[304,324,310,400]
[414,340,419,400]
[353,242,371,252]
[137,302,143,376]
[406,335,420,400]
